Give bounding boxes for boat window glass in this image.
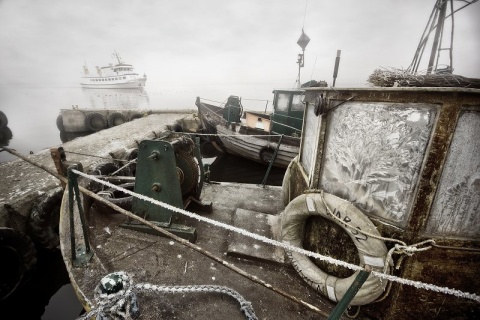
[318,101,436,227]
[276,93,290,112]
[291,94,304,111]
[425,110,480,239]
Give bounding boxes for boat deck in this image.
[60,182,341,319]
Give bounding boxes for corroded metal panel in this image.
[425,110,480,238]
[318,102,436,227]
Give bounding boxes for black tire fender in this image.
[0,126,13,146]
[28,187,63,250]
[0,227,37,301]
[129,113,143,121]
[108,112,127,127]
[85,112,107,132]
[259,146,275,164]
[0,111,8,129]
[86,162,120,193]
[93,182,135,214]
[56,114,65,131]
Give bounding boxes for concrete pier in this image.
[0,111,199,234]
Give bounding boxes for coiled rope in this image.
[78,271,257,320]
[71,169,480,303]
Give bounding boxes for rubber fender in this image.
[0,111,7,129]
[56,114,64,131]
[85,112,107,132]
[28,187,63,250]
[93,182,135,214]
[0,227,37,301]
[108,112,127,127]
[0,126,13,146]
[259,146,275,164]
[129,113,143,121]
[86,162,120,193]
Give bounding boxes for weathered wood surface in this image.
[60,182,340,319]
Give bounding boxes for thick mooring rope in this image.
[77,271,257,320]
[72,169,480,303]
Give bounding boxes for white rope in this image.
[72,169,480,303]
[186,132,283,138]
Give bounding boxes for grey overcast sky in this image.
[0,0,479,88]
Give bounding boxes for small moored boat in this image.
[195,89,307,169]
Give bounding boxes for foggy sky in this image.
[0,0,479,89]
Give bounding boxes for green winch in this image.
[121,133,211,242]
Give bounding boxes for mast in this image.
[408,0,477,75]
[426,0,448,74]
[113,50,123,64]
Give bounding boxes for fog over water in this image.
[0,84,273,162]
[0,0,479,160]
[0,1,478,318]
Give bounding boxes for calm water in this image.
[0,84,285,319]
[0,82,275,163]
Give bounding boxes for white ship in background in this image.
[80,51,147,89]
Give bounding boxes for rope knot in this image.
[78,271,139,320]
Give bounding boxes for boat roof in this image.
[303,86,480,93]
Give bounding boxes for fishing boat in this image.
[281,86,480,319]
[55,132,343,319]
[195,89,306,169]
[195,27,326,169]
[50,85,479,320]
[80,51,147,89]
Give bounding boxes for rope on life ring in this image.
[281,192,389,306]
[85,112,107,132]
[28,186,63,250]
[259,146,275,164]
[108,112,127,127]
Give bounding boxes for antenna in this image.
[332,50,341,87]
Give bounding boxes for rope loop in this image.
[77,272,258,320]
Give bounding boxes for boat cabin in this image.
[282,87,480,319]
[270,89,304,136]
[221,90,305,137]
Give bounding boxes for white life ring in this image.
[281,156,297,207]
[281,192,389,305]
